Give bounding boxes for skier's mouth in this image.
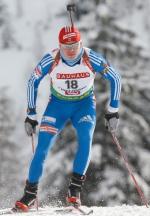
[66,52,78,59]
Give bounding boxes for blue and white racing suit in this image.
[27,47,121,183]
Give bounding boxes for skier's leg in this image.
[28,125,58,183]
[72,115,96,175]
[67,97,96,205]
[15,99,68,211]
[72,98,96,175]
[28,100,67,183]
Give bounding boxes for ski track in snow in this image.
[0,205,150,216]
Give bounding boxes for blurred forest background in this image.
[0,0,150,208]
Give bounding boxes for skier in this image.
[14,26,121,212]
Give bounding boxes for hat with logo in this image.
[59,26,81,44]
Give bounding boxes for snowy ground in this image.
[0,205,150,216]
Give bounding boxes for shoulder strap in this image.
[49,50,60,74]
[49,49,100,75]
[83,49,110,77]
[82,49,95,74]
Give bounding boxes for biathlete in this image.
[14,25,121,211]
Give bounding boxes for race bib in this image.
[50,59,95,100]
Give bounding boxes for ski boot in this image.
[66,173,86,207]
[13,180,38,212]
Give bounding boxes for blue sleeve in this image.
[89,49,121,112]
[27,53,54,113]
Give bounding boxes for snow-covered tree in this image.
[73,0,150,206]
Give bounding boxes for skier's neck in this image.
[60,48,84,66]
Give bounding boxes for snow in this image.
[91,144,102,165]
[0,0,68,109]
[115,1,150,54]
[97,4,109,18]
[0,50,31,109]
[0,205,150,216]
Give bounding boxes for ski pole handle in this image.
[31,134,38,211]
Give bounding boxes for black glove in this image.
[25,117,38,136]
[104,112,119,133]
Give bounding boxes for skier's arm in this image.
[88,49,121,113]
[27,53,54,117]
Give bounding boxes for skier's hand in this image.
[25,116,38,136]
[104,112,119,133]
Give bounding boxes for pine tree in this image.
[74,0,150,206]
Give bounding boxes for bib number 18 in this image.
[65,80,78,89]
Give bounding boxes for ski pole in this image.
[110,132,149,208]
[31,134,39,211]
[31,133,35,153]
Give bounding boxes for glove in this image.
[25,116,38,136]
[104,112,119,133]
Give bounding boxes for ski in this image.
[76,207,93,215]
[0,209,16,215]
[0,206,93,215]
[0,207,38,215]
[55,206,93,215]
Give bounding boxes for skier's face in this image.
[60,41,82,60]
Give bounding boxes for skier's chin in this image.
[67,55,78,60]
[64,53,79,60]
